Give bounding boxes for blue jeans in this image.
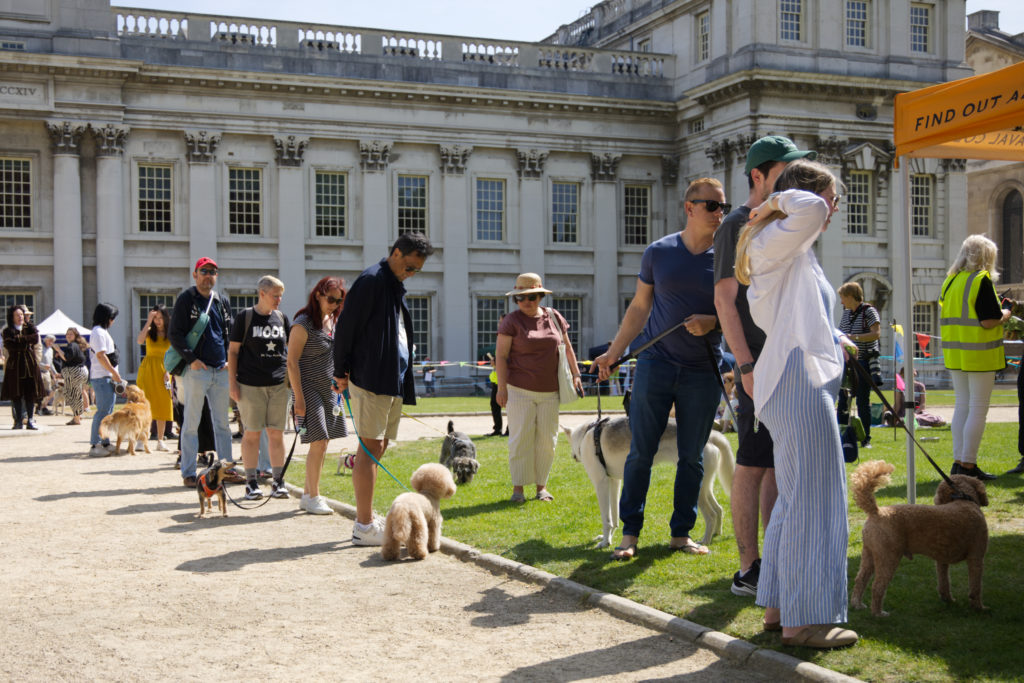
[90,378,116,447]
[179,365,233,478]
[620,354,720,539]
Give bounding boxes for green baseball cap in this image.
[744,135,817,174]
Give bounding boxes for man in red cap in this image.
[169,257,237,487]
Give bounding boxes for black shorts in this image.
[736,382,774,468]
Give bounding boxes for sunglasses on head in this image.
[514,293,542,303]
[689,199,732,214]
[323,294,344,305]
[198,267,218,276]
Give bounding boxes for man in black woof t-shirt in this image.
[228,275,292,501]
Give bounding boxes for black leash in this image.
[703,337,739,428]
[222,417,302,510]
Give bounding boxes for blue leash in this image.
[339,392,411,492]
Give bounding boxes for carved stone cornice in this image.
[660,155,679,186]
[731,134,759,167]
[439,144,472,175]
[942,158,967,173]
[91,124,129,157]
[814,135,847,167]
[590,153,620,182]
[274,135,308,168]
[516,149,548,179]
[45,121,86,155]
[360,140,391,172]
[184,130,221,164]
[705,140,729,169]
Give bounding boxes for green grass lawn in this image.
[287,421,1024,683]
[402,395,626,414]
[920,389,1017,407]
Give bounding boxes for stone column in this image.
[516,149,548,275]
[439,145,473,362]
[661,154,680,240]
[813,138,846,287]
[591,153,620,343]
[274,135,309,315]
[184,130,221,269]
[92,123,129,350]
[46,121,85,322]
[359,140,392,266]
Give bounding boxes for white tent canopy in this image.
[35,309,90,337]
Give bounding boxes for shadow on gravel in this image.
[498,634,696,681]
[6,451,87,463]
[175,540,342,573]
[464,585,587,628]
[162,508,299,530]
[84,466,171,476]
[108,501,197,515]
[36,485,185,501]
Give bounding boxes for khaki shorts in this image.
[237,382,290,431]
[349,382,403,441]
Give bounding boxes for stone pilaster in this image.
[184,130,221,164]
[439,144,472,176]
[275,137,308,315]
[590,153,620,182]
[441,157,471,361]
[592,174,618,341]
[184,131,221,268]
[45,121,85,322]
[91,124,129,355]
[515,149,547,179]
[360,140,391,172]
[274,135,308,168]
[92,124,129,157]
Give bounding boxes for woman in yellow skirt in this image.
[136,304,173,451]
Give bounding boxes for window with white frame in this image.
[910,174,933,237]
[780,0,803,41]
[624,184,650,246]
[315,171,347,237]
[138,164,172,233]
[552,297,581,359]
[845,170,873,235]
[230,292,258,314]
[0,292,34,327]
[228,167,262,235]
[476,178,505,241]
[476,297,506,361]
[696,11,710,61]
[846,0,869,47]
[0,157,31,229]
[636,38,651,52]
[912,302,937,358]
[910,3,931,53]
[407,295,431,361]
[552,181,579,244]
[137,293,175,357]
[397,174,428,236]
[688,117,705,135]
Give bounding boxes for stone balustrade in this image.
[114,7,673,79]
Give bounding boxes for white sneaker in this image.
[351,516,386,546]
[301,494,333,515]
[155,441,169,452]
[88,444,113,457]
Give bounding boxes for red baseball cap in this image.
[194,257,218,272]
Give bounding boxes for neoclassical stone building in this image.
[0,0,971,371]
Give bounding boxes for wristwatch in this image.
[738,362,755,376]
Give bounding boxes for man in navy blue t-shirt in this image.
[595,177,726,560]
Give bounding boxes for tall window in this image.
[552,297,581,359]
[315,171,347,237]
[0,158,31,229]
[397,175,428,236]
[910,3,931,53]
[696,11,710,61]
[845,170,873,235]
[780,0,802,41]
[1002,190,1023,284]
[552,181,579,244]
[407,295,431,360]
[230,292,258,313]
[476,297,506,361]
[846,1,869,47]
[138,164,172,233]
[137,293,175,357]
[910,174,933,237]
[912,302,936,358]
[636,38,651,52]
[476,178,505,241]
[228,167,262,235]
[0,292,34,327]
[624,185,650,246]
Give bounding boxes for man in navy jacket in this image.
[334,232,433,545]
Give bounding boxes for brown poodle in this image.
[850,460,989,616]
[99,385,152,455]
[381,463,457,561]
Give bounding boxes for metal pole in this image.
[898,161,917,503]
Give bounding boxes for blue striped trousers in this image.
[756,348,849,626]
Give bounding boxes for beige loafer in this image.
[781,624,858,649]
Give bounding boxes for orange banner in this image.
[894,61,1024,161]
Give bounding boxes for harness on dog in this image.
[592,417,611,476]
[198,471,221,498]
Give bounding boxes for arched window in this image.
[1002,190,1023,284]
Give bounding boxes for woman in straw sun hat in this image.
[495,273,583,503]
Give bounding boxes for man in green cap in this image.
[713,135,816,598]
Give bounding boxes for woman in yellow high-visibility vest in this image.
[939,235,1011,480]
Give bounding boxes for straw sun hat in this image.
[505,272,553,297]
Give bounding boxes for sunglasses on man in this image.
[689,199,732,214]
[514,294,543,303]
[198,267,218,276]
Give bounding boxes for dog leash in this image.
[222,410,302,510]
[399,410,449,437]
[703,338,740,428]
[342,393,411,493]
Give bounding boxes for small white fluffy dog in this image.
[564,418,735,548]
[381,463,457,561]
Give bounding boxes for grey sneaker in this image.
[244,482,263,500]
[352,517,386,546]
[731,558,760,597]
[271,480,290,499]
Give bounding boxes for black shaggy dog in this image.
[440,420,480,485]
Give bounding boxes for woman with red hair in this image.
[286,276,348,514]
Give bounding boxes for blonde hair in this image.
[734,159,837,285]
[948,234,999,282]
[684,177,723,202]
[837,281,864,302]
[256,275,285,293]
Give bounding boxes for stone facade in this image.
[0,0,972,371]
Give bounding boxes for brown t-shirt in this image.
[498,308,568,393]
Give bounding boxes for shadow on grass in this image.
[175,540,342,572]
[444,498,541,519]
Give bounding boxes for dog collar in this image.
[199,472,220,498]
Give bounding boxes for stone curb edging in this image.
[283,483,862,683]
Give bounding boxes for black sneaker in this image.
[952,462,997,480]
[270,480,289,499]
[1007,457,1024,475]
[244,482,263,500]
[730,558,760,597]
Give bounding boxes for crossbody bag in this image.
[164,292,217,375]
